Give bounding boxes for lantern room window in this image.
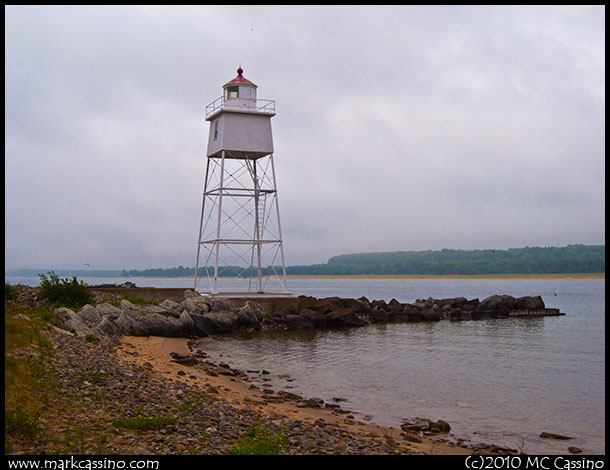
[226,86,239,99]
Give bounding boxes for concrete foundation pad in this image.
[198,291,293,299]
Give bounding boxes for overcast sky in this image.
[5,5,605,270]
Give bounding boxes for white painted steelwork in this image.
[205,96,275,119]
[194,67,287,294]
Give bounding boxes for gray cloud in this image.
[5,5,605,270]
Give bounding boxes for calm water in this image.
[7,276,605,454]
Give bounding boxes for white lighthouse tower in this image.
[194,67,287,294]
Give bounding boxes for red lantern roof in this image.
[224,66,257,87]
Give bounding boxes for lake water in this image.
[6,275,605,454]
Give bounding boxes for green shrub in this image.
[5,283,21,301]
[227,422,288,455]
[37,271,93,309]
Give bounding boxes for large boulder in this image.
[200,310,239,333]
[93,316,122,338]
[514,295,545,309]
[387,298,403,313]
[54,307,93,337]
[388,310,411,323]
[326,308,369,327]
[76,304,102,326]
[95,303,122,319]
[208,298,235,312]
[235,301,264,329]
[436,297,468,309]
[299,308,328,328]
[371,299,389,311]
[186,312,215,336]
[477,295,512,311]
[158,299,184,318]
[141,304,171,316]
[114,310,150,336]
[119,299,134,310]
[420,308,443,321]
[284,314,315,329]
[182,297,210,315]
[138,312,191,337]
[367,309,389,323]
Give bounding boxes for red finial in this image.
[237,66,243,76]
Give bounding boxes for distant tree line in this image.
[287,244,605,276]
[120,245,604,277]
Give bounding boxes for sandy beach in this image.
[118,335,490,455]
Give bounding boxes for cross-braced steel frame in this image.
[194,150,287,294]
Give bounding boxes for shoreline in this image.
[119,273,605,281]
[117,335,512,455]
[283,273,605,280]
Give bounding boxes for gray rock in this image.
[158,299,183,317]
[138,312,190,337]
[326,308,369,327]
[296,398,324,408]
[66,312,94,337]
[93,316,122,338]
[187,312,214,336]
[539,432,574,440]
[208,298,234,312]
[367,309,389,323]
[178,310,195,332]
[437,297,468,309]
[420,308,443,321]
[201,310,239,332]
[114,310,149,336]
[403,433,423,443]
[459,311,473,321]
[183,289,198,299]
[119,299,138,312]
[141,304,170,316]
[77,304,102,325]
[436,419,451,432]
[285,314,315,329]
[96,303,122,319]
[53,307,75,327]
[11,313,31,321]
[182,297,210,315]
[388,311,411,322]
[478,294,520,311]
[515,295,545,310]
[235,301,264,329]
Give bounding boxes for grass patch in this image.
[227,422,288,455]
[5,408,40,439]
[121,294,159,305]
[111,415,178,431]
[5,306,56,451]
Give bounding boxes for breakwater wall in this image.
[53,289,565,340]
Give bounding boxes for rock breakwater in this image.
[51,290,564,339]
